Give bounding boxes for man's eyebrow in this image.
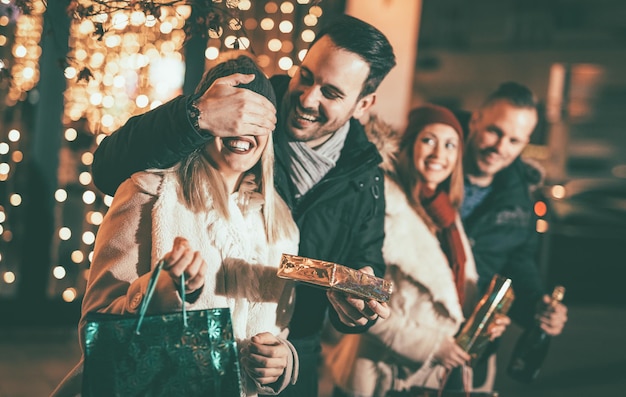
[325,83,346,98]
[486,124,504,136]
[300,66,346,98]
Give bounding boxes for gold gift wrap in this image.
[456,274,515,365]
[277,254,393,303]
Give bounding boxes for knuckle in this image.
[256,356,269,367]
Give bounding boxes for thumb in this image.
[251,332,279,345]
[172,236,189,248]
[214,73,256,87]
[359,266,374,276]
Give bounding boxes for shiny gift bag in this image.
[82,260,243,397]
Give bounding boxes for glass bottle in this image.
[456,274,515,365]
[507,285,566,383]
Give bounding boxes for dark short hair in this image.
[311,14,396,98]
[483,81,537,109]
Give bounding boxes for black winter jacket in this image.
[271,76,386,338]
[463,157,545,329]
[453,110,546,329]
[92,75,386,339]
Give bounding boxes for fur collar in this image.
[383,177,479,322]
[362,113,401,173]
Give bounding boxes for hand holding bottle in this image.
[434,336,471,369]
[507,285,566,383]
[487,313,511,340]
[536,294,568,336]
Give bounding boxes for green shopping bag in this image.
[82,260,243,396]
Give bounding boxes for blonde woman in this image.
[52,55,299,397]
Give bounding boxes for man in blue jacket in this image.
[458,82,569,389]
[91,15,396,397]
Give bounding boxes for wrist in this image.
[186,97,211,136]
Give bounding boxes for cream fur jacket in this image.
[328,116,478,396]
[58,170,299,397]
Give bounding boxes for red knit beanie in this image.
[401,104,464,150]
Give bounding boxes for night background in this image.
[0,1,624,396]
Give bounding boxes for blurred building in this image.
[411,0,626,305]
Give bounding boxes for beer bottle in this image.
[507,285,565,383]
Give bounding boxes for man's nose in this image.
[493,137,507,154]
[300,86,321,109]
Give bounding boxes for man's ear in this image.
[470,110,480,130]
[352,93,376,120]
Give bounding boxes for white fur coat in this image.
[329,176,478,396]
[79,170,299,396]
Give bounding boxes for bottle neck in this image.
[549,285,566,307]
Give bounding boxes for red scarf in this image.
[420,186,467,305]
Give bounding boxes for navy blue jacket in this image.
[453,110,546,328]
[463,157,545,328]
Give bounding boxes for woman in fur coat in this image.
[329,105,509,397]
[51,55,300,397]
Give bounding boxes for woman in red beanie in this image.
[327,105,510,396]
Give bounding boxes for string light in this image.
[59,227,72,241]
[0,7,26,283]
[5,0,45,106]
[3,271,15,284]
[81,152,94,165]
[0,0,329,299]
[62,288,77,302]
[53,266,66,280]
[203,0,322,78]
[9,193,21,206]
[55,189,68,203]
[63,6,189,135]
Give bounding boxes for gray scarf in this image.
[280,121,350,197]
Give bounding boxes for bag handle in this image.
[135,259,189,334]
[438,365,471,397]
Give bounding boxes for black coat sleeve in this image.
[92,95,209,195]
[328,167,387,334]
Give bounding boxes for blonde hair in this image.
[393,126,464,233]
[174,54,295,243]
[175,133,297,244]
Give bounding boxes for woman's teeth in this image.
[425,162,444,170]
[226,139,251,151]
